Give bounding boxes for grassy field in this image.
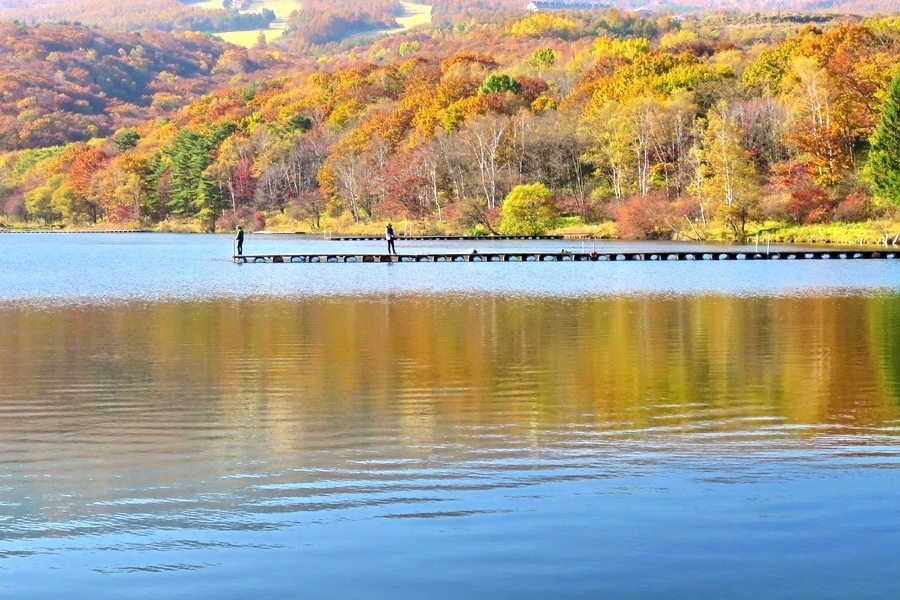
[361,2,432,40]
[194,0,300,45]
[196,0,432,48]
[193,0,300,17]
[215,27,283,46]
[396,2,433,30]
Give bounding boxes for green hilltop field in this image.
[201,0,433,47]
[193,0,301,46]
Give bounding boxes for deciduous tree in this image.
[693,104,761,238]
[499,182,558,235]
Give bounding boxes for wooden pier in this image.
[326,234,564,241]
[0,229,149,233]
[233,250,899,263]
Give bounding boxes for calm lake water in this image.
[2,233,900,598]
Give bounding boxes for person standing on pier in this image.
[235,225,244,255]
[385,223,397,255]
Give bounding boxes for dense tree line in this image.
[3,11,900,240]
[284,0,404,48]
[174,9,276,34]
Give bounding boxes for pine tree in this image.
[166,129,207,216]
[869,69,900,205]
[165,123,236,221]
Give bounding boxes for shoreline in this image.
[2,225,899,247]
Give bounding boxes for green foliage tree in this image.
[254,31,268,51]
[869,69,900,205]
[113,129,140,152]
[51,182,80,224]
[24,174,63,224]
[529,47,557,70]
[499,183,558,235]
[479,74,521,96]
[580,100,634,202]
[166,129,212,216]
[399,41,421,56]
[286,114,313,134]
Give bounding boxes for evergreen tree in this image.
[113,129,140,152]
[145,151,171,221]
[869,69,900,205]
[167,129,209,216]
[164,122,237,225]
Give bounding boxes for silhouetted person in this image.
[235,226,244,255]
[386,223,396,255]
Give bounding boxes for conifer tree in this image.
[164,122,236,222]
[869,69,900,205]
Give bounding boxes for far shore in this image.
[3,222,900,247]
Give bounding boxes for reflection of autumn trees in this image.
[2,295,899,436]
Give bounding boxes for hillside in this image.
[0,23,271,149]
[1,0,898,37]
[2,9,900,242]
[0,0,276,32]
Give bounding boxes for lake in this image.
[2,233,900,598]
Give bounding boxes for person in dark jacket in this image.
[235,226,244,255]
[385,223,397,255]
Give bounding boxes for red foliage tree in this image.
[614,192,676,240]
[771,164,836,224]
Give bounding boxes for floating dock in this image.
[233,250,898,263]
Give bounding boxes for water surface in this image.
[2,233,899,303]
[1,234,899,598]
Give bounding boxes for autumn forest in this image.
[3,1,900,241]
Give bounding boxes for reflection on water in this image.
[1,235,900,597]
[2,294,900,597]
[872,295,900,400]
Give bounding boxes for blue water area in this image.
[0,232,899,303]
[1,233,899,598]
